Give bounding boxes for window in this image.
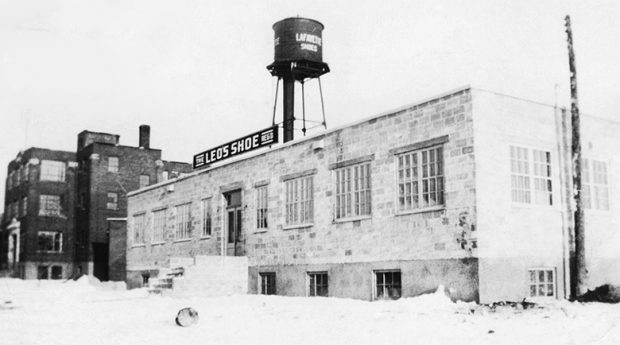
[256,186,268,229]
[133,213,145,245]
[175,203,191,240]
[201,198,212,237]
[21,164,29,182]
[20,197,27,217]
[529,269,555,297]
[12,202,18,219]
[106,192,118,210]
[40,160,66,182]
[285,176,313,226]
[142,273,150,287]
[39,195,62,217]
[152,209,166,243]
[16,167,21,186]
[108,156,119,173]
[375,270,402,300]
[139,174,150,189]
[260,272,276,295]
[583,159,609,210]
[397,146,444,211]
[37,266,49,279]
[7,171,13,190]
[335,163,371,219]
[51,266,62,280]
[37,231,62,253]
[308,272,328,297]
[510,146,553,205]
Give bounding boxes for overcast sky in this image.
[1,0,619,206]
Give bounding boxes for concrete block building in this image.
[1,148,77,279]
[125,87,620,303]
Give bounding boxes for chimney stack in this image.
[139,125,150,149]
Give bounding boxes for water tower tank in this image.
[273,17,324,63]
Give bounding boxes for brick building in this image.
[125,87,620,303]
[74,125,192,280]
[1,148,77,279]
[1,125,192,281]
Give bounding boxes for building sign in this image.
[193,126,278,169]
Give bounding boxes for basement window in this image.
[307,272,328,297]
[260,272,276,295]
[529,268,555,297]
[374,270,402,300]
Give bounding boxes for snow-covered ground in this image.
[1,277,619,345]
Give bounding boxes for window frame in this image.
[139,174,150,189]
[334,162,372,221]
[106,192,119,210]
[132,213,146,245]
[582,158,610,211]
[38,194,63,217]
[373,270,402,300]
[510,145,554,207]
[396,145,445,214]
[201,198,212,238]
[528,268,556,298]
[174,202,192,241]
[307,272,329,297]
[259,272,276,295]
[40,160,66,182]
[256,185,269,230]
[284,175,314,228]
[37,231,63,253]
[151,208,167,244]
[108,156,119,173]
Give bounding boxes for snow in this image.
[1,279,619,345]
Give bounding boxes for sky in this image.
[1,0,619,206]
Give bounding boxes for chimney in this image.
[139,125,150,149]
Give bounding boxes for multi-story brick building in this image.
[125,87,620,303]
[1,148,77,279]
[74,125,192,281]
[1,125,192,281]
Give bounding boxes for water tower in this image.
[267,17,330,143]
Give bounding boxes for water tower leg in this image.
[283,76,295,143]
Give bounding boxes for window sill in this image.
[130,244,146,248]
[151,241,165,246]
[510,203,560,212]
[333,215,372,224]
[173,238,192,243]
[283,223,314,230]
[395,206,445,216]
[199,236,212,240]
[37,251,63,254]
[253,229,268,234]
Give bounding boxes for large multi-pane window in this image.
[260,272,276,295]
[529,269,555,297]
[510,146,553,205]
[375,270,402,300]
[133,213,145,245]
[256,186,268,229]
[285,176,313,226]
[335,163,371,219]
[397,146,444,211]
[152,209,166,243]
[308,272,328,297]
[583,159,609,210]
[39,195,62,217]
[201,198,212,237]
[40,160,66,182]
[21,164,29,182]
[37,231,62,253]
[108,156,119,173]
[175,203,192,240]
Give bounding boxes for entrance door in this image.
[225,190,243,256]
[92,242,109,281]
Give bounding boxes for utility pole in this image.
[565,15,587,298]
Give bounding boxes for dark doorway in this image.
[225,190,243,256]
[92,242,109,281]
